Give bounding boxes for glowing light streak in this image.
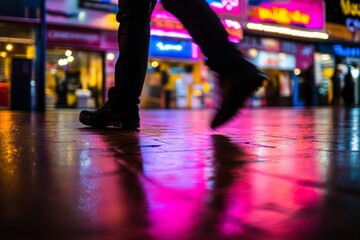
[150,28,192,39]
[247,23,329,39]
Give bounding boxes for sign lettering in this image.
[250,6,310,26]
[341,0,360,17]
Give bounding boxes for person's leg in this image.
[161,0,268,128]
[109,0,157,107]
[79,0,157,129]
[160,0,240,75]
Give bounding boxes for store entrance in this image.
[339,58,360,106]
[255,69,294,107]
[45,48,104,109]
[0,42,35,110]
[142,59,211,109]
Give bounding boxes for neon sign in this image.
[248,0,324,30]
[156,42,183,51]
[346,18,360,32]
[251,6,310,26]
[333,44,360,57]
[341,0,360,17]
[151,5,243,41]
[206,0,241,15]
[149,36,197,59]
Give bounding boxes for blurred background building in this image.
[0,0,359,111]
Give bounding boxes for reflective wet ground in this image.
[0,108,359,240]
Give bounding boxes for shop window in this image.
[46,48,104,109]
[142,61,211,109]
[0,42,34,109]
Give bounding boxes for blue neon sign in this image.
[333,44,360,57]
[149,36,194,59]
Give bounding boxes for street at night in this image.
[1,108,359,240]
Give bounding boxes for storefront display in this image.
[39,0,331,109]
[45,25,105,109]
[0,21,36,109]
[313,0,360,107]
[238,35,315,106]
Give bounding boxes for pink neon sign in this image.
[155,0,241,17]
[207,0,241,15]
[248,0,324,30]
[152,2,243,42]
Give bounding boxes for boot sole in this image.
[79,115,140,130]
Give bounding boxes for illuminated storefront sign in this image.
[341,0,360,32]
[251,7,310,26]
[206,0,241,15]
[149,36,198,59]
[326,0,360,41]
[341,0,360,17]
[239,35,314,70]
[151,15,242,41]
[249,51,296,70]
[333,44,360,57]
[47,26,101,47]
[79,0,118,12]
[248,0,324,30]
[152,1,243,41]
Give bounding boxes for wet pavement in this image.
[0,107,359,240]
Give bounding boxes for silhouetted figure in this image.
[55,77,68,108]
[302,65,315,107]
[342,67,355,106]
[331,68,342,106]
[264,78,280,106]
[161,69,171,109]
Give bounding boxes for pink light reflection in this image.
[143,167,209,239]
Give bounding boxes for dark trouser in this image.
[110,0,244,107]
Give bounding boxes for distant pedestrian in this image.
[331,68,342,106]
[160,66,171,109]
[79,0,268,130]
[302,64,315,107]
[342,66,355,106]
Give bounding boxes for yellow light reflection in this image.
[0,113,17,179]
[247,23,329,39]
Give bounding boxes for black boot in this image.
[211,61,269,129]
[80,87,140,129]
[79,101,140,130]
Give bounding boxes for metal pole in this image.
[35,0,46,111]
